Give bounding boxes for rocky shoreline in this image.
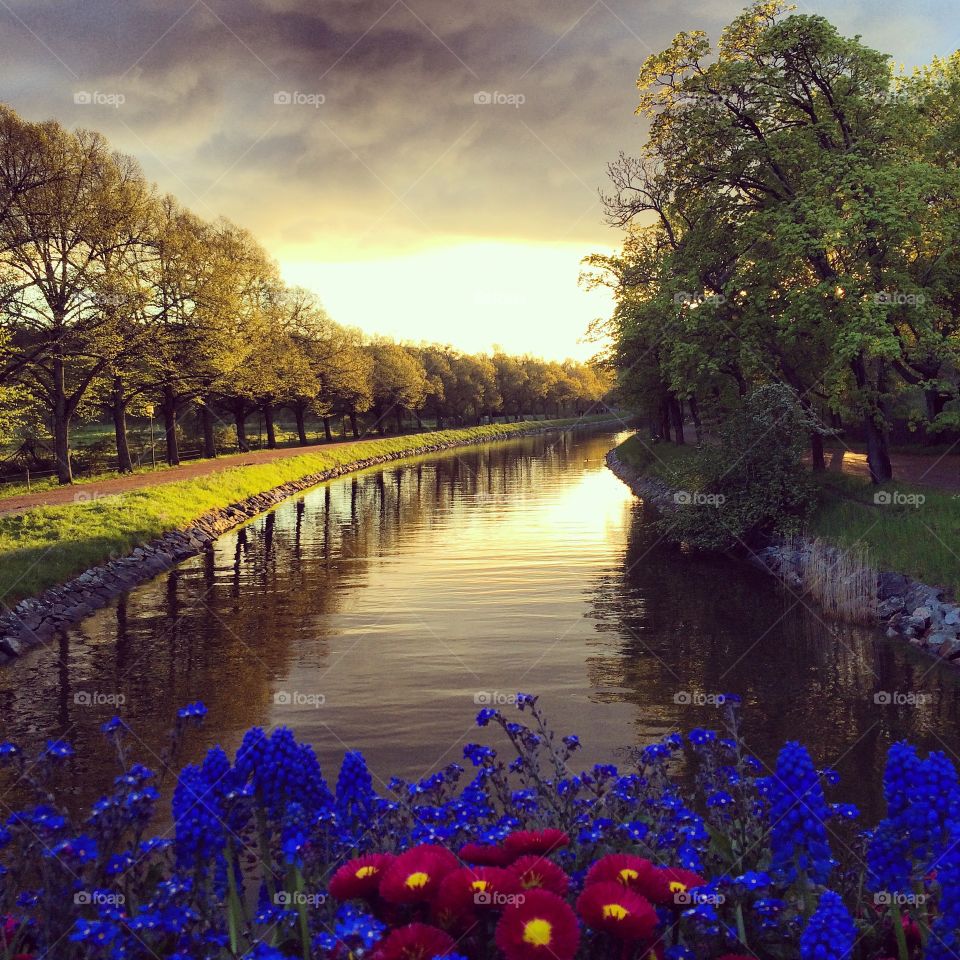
[0,423,607,666]
[605,449,960,666]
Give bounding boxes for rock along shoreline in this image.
[605,448,960,667]
[0,422,612,666]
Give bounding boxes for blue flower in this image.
[44,739,74,759]
[768,742,835,883]
[800,890,855,960]
[176,701,207,721]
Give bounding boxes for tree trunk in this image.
[659,398,672,443]
[669,396,685,445]
[810,432,826,472]
[235,407,250,453]
[350,411,360,439]
[852,355,893,483]
[864,416,893,484]
[434,407,445,430]
[263,402,277,449]
[52,358,73,484]
[110,377,133,474]
[161,386,180,466]
[199,401,217,459]
[394,406,404,433]
[689,395,703,446]
[294,405,309,446]
[414,410,424,430]
[323,417,332,443]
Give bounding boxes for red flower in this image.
[329,853,396,901]
[509,855,570,896]
[503,829,570,858]
[459,842,515,866]
[640,867,706,906]
[577,881,658,941]
[380,848,456,904]
[434,866,521,929]
[584,854,653,891]
[495,889,580,960]
[373,923,456,960]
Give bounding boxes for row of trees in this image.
[0,105,609,483]
[585,0,960,483]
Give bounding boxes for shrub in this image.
[660,384,820,550]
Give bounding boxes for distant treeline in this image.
[0,106,611,484]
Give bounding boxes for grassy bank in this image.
[0,418,609,605]
[613,434,960,596]
[809,473,960,596]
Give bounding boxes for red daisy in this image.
[495,889,580,960]
[459,842,515,867]
[329,853,396,901]
[434,866,521,928]
[584,853,653,891]
[379,848,456,904]
[373,923,456,960]
[509,855,570,896]
[503,829,570,858]
[640,867,706,907]
[577,881,658,941]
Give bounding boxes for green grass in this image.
[0,418,611,605]
[614,433,960,597]
[809,472,960,597]
[615,434,697,482]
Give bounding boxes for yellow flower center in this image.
[404,871,430,889]
[355,865,378,879]
[602,903,629,921]
[618,868,639,884]
[471,879,489,892]
[522,918,553,946]
[669,881,687,894]
[520,872,543,889]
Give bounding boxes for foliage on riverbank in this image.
[614,430,960,597]
[0,419,609,605]
[0,693,954,959]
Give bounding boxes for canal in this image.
[2,426,959,817]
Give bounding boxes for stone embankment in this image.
[606,449,960,665]
[0,424,602,665]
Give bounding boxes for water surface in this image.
[3,428,960,818]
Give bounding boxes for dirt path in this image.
[824,446,960,492]
[0,440,354,516]
[3,433,958,517]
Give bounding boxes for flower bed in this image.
[0,695,954,959]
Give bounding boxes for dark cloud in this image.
[0,0,956,260]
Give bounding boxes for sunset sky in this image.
[1,0,957,360]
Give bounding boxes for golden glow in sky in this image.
[281,240,614,361]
